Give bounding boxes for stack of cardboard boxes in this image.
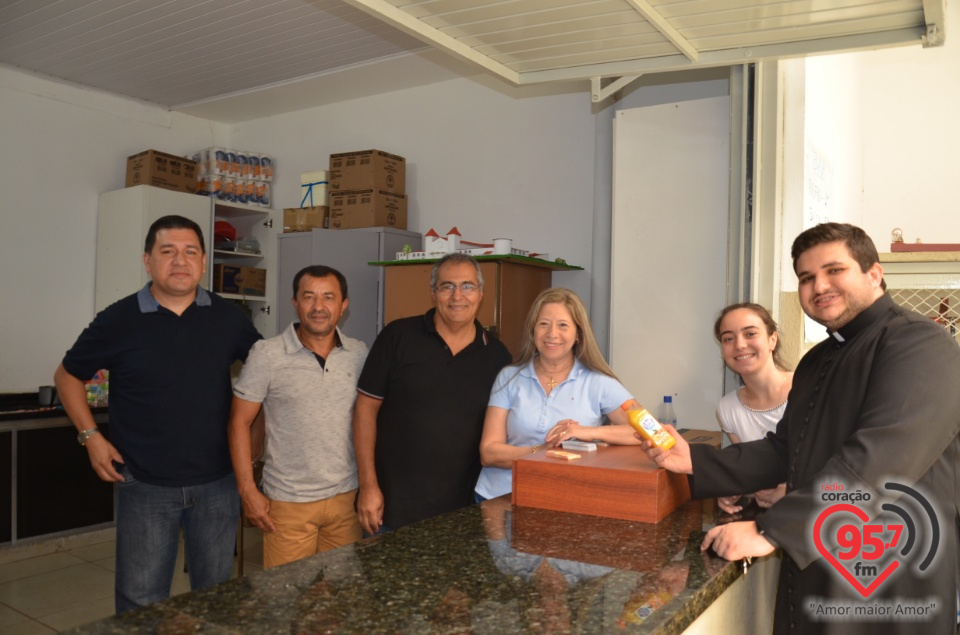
[284,149,408,233]
[329,150,407,229]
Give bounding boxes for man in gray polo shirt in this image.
[228,265,368,567]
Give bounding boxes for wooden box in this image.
[511,445,691,523]
[508,500,706,573]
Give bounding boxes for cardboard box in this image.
[329,149,405,194]
[679,428,723,448]
[213,264,266,297]
[329,189,407,230]
[512,445,691,523]
[283,206,328,232]
[126,150,198,194]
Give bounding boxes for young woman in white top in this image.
[714,302,793,514]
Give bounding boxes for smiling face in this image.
[795,240,884,331]
[431,261,483,329]
[142,227,206,301]
[534,302,578,365]
[718,308,778,376]
[293,274,347,339]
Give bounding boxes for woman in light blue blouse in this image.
[473,288,640,501]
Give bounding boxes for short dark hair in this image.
[144,215,205,254]
[430,253,484,289]
[791,222,885,290]
[791,222,878,274]
[292,265,348,300]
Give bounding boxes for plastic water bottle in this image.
[659,395,677,428]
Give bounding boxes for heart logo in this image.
[813,504,899,598]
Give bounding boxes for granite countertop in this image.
[66,495,745,634]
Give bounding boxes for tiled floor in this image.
[0,526,263,634]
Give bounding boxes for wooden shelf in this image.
[218,292,266,302]
[880,251,960,263]
[213,249,263,258]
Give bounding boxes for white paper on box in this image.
[300,170,329,208]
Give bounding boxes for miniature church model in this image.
[423,227,462,255]
[396,227,535,260]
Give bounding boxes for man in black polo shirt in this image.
[354,253,511,533]
[54,215,261,613]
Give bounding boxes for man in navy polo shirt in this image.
[55,215,261,613]
[353,253,511,533]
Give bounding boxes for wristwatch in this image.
[77,427,101,446]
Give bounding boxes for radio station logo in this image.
[807,480,943,622]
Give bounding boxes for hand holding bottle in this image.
[621,401,676,450]
[636,421,692,474]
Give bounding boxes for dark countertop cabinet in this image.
[16,421,114,540]
[0,394,113,544]
[65,496,758,634]
[0,431,11,544]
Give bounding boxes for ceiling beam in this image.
[519,27,927,85]
[341,0,521,84]
[591,75,643,103]
[625,0,699,62]
[921,0,947,46]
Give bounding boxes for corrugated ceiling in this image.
[0,0,945,118]
[0,0,430,107]
[344,0,945,98]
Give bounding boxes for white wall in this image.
[594,73,730,355]
[783,0,960,270]
[0,67,231,392]
[5,15,955,394]
[0,61,726,393]
[230,76,598,304]
[804,54,864,230]
[611,97,731,427]
[0,67,605,392]
[229,73,731,362]
[859,7,960,247]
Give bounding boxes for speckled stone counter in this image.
[66,496,749,634]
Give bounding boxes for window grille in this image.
[885,265,960,344]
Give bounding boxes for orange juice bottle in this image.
[621,401,675,450]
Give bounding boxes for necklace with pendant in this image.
[538,359,573,391]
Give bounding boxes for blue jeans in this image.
[115,469,239,613]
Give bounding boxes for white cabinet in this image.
[96,185,277,337]
[210,200,276,337]
[277,227,421,348]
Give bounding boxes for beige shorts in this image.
[263,488,361,568]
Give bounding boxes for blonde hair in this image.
[514,288,618,379]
